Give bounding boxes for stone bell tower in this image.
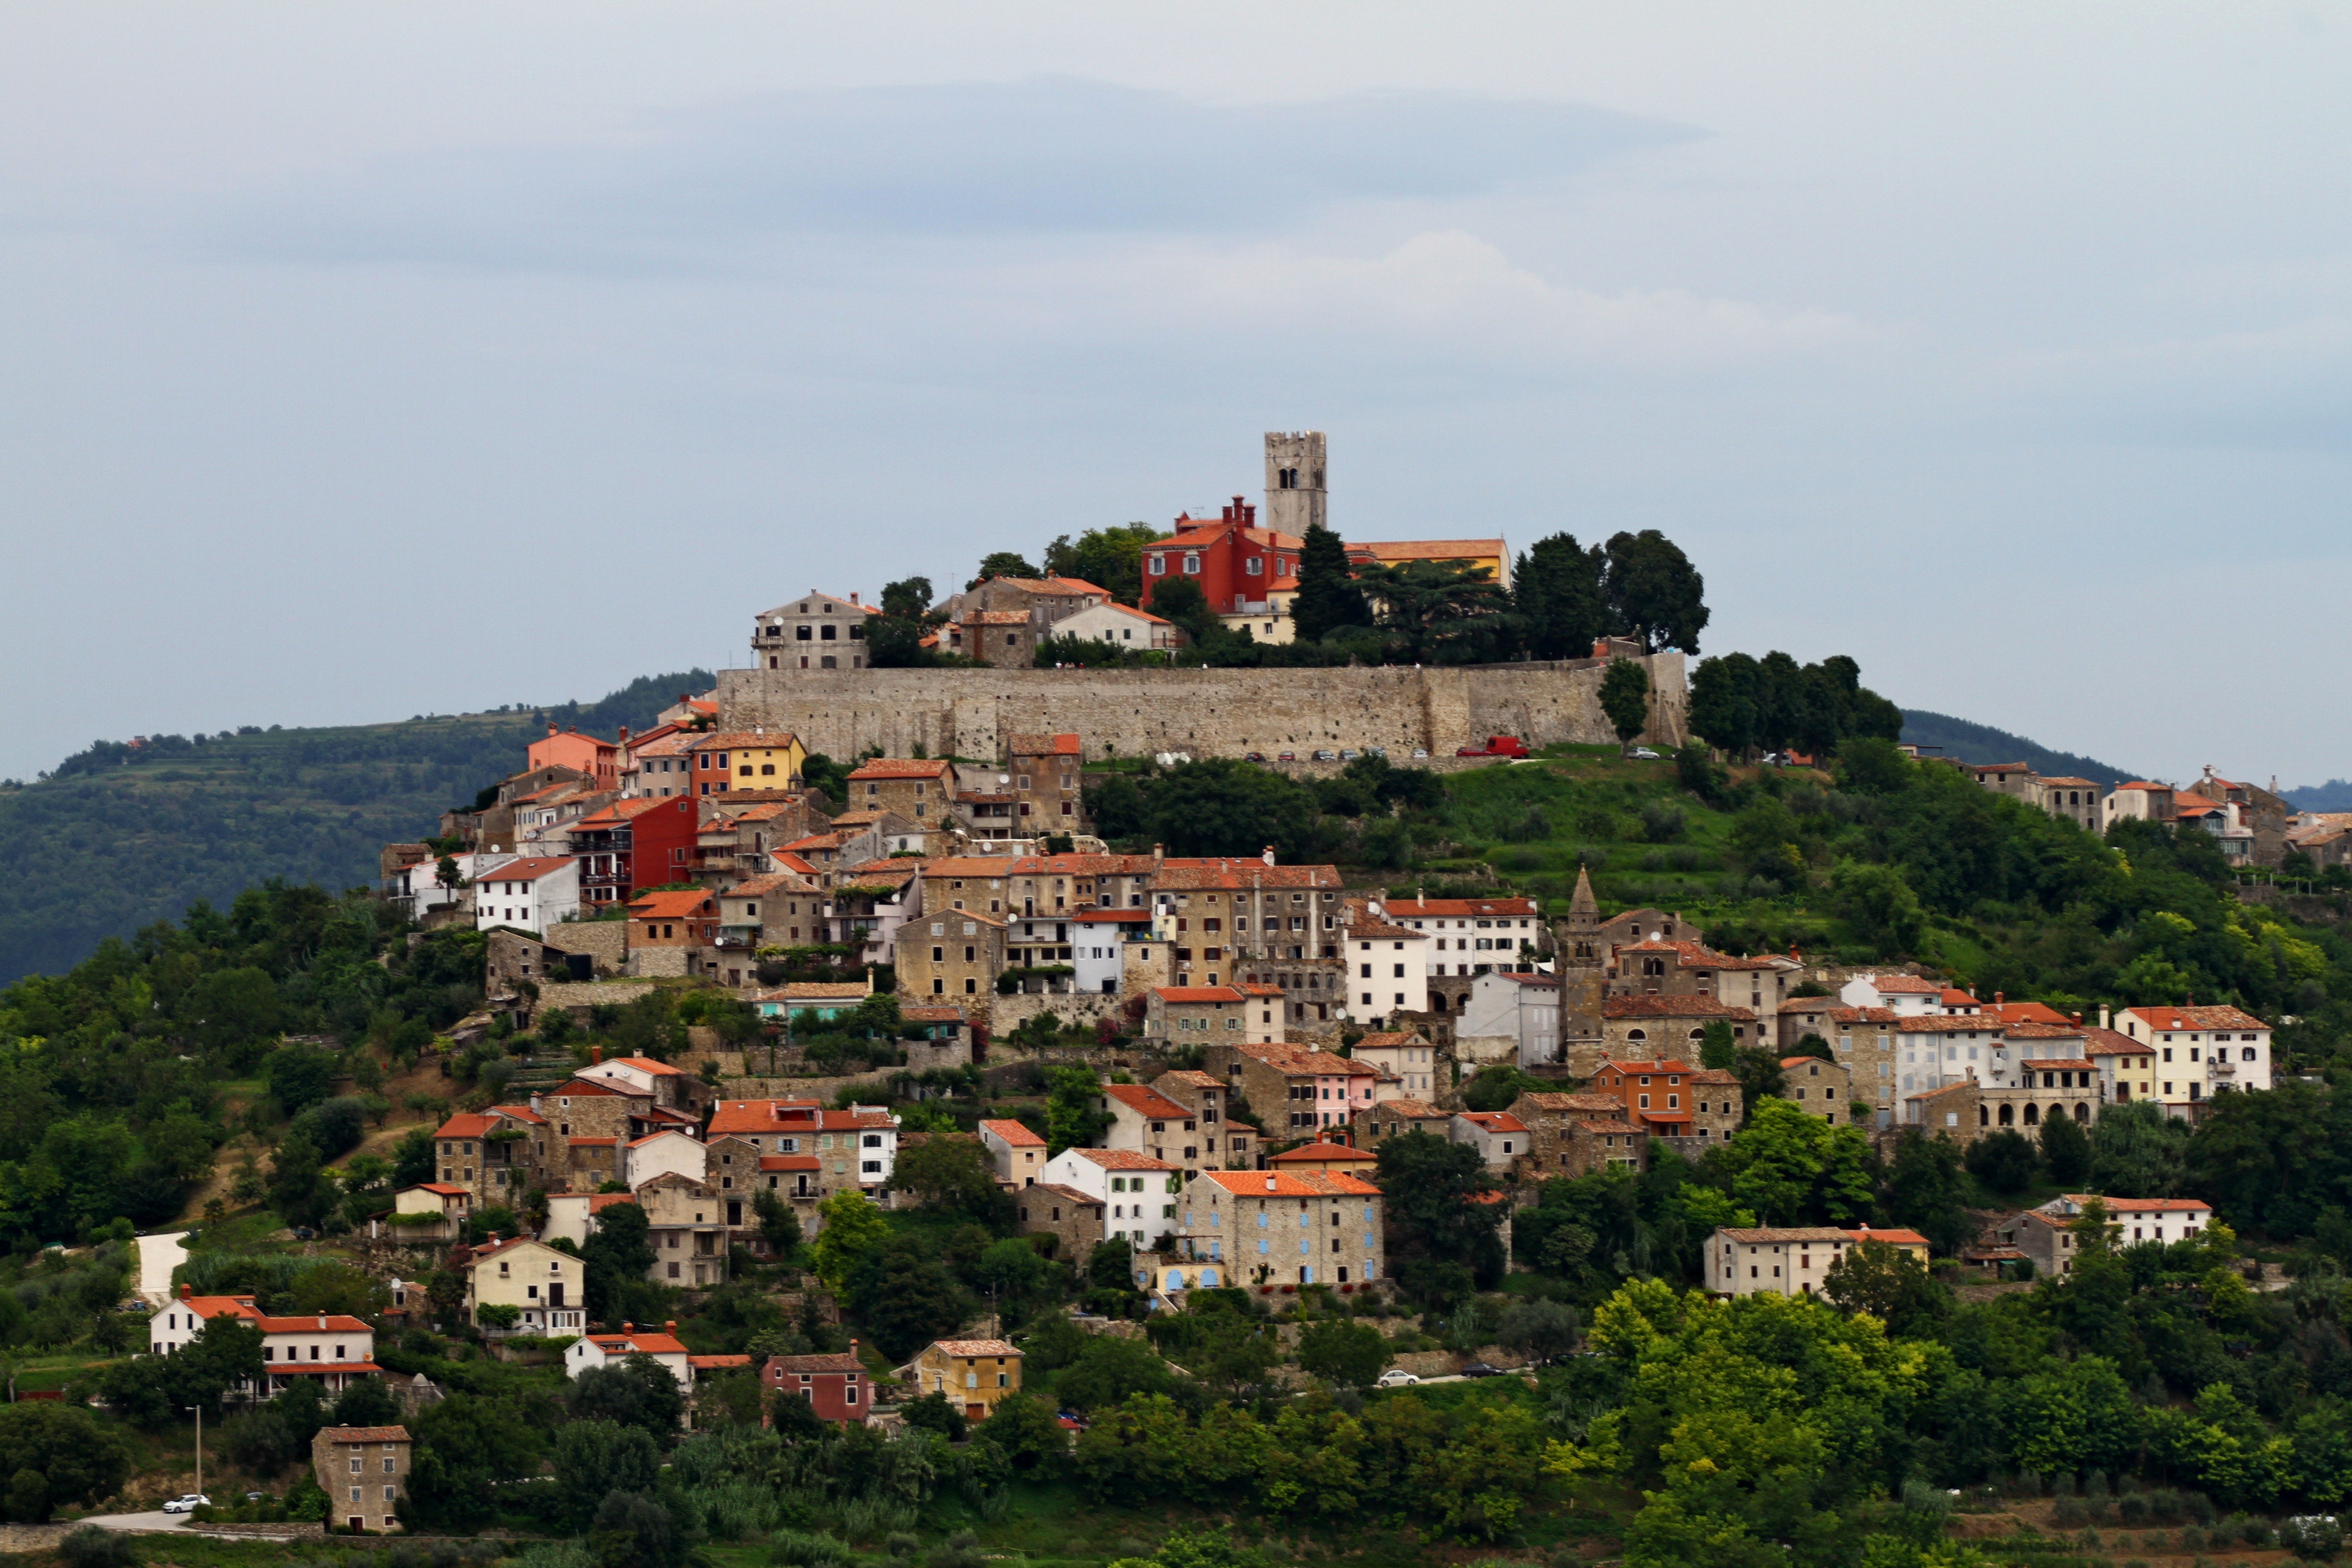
[1554,864,1607,1074]
[1264,431,1327,536]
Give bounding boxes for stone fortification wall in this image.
[716,655,1686,762]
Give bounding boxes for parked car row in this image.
[1239,747,1431,764]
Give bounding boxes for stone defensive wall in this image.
[715,653,1686,763]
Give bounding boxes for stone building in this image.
[1349,1097,1454,1154]
[906,1339,1025,1422]
[750,591,877,673]
[1017,1182,1106,1260]
[895,909,1009,1001]
[1207,1041,1384,1138]
[313,1425,410,1535]
[1593,995,1760,1075]
[1006,733,1086,834]
[1263,430,1328,536]
[1510,1091,1648,1179]
[845,757,960,827]
[1179,1168,1386,1290]
[1780,1056,1854,1119]
[1686,1069,1744,1145]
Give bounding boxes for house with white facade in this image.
[566,1322,695,1388]
[1037,1147,1182,1248]
[1342,905,1430,1022]
[1457,971,1561,1068]
[1346,1031,1440,1100]
[472,856,581,935]
[1839,973,1946,1016]
[2113,1004,2273,1112]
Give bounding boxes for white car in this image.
[162,1494,210,1514]
[1375,1369,1421,1388]
[1629,747,1660,760]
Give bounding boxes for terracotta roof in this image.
[433,1112,498,1139]
[585,1330,689,1356]
[629,890,715,919]
[689,1355,752,1370]
[849,758,955,780]
[1030,1181,1101,1207]
[602,1056,684,1075]
[1345,538,1508,563]
[1067,1149,1177,1171]
[929,1339,1021,1357]
[767,1352,863,1374]
[759,592,875,617]
[1689,1069,1738,1085]
[2114,781,2173,793]
[1827,1006,1901,1024]
[1896,1016,2005,1034]
[1149,860,1342,890]
[2120,1005,2268,1032]
[1718,1227,1853,1243]
[917,856,1020,877]
[1237,1044,1381,1077]
[758,1154,821,1171]
[318,1425,410,1444]
[1154,986,1244,1004]
[1455,1112,1528,1134]
[1780,1056,1845,1070]
[551,1077,640,1099]
[992,577,1108,599]
[688,732,801,753]
[725,872,810,897]
[2081,1027,2149,1057]
[707,1098,825,1134]
[1198,1169,1383,1198]
[1158,1070,1222,1088]
[899,1005,968,1023]
[2005,1021,2087,1039]
[1074,909,1154,923]
[408,1182,471,1198]
[962,610,1032,626]
[2010,1058,2098,1072]
[1905,1082,1977,1101]
[1602,995,1756,1020]
[1861,974,1943,994]
[1103,1084,1191,1120]
[1514,1092,1625,1114]
[1593,1057,1700,1077]
[257,1313,372,1334]
[979,1118,1046,1147]
[1351,1032,1423,1051]
[1006,733,1084,756]
[1356,1097,1447,1121]
[1383,897,1541,919]
[1346,909,1424,942]
[1268,1142,1376,1164]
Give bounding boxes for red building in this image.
[763,1349,867,1424]
[1139,498,1305,617]
[569,795,699,905]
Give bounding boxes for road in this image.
[132,1231,189,1307]
[76,1509,313,1541]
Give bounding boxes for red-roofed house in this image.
[2115,1004,2273,1106]
[1178,1168,1385,1291]
[2102,781,2177,831]
[471,856,581,935]
[1099,1081,1212,1171]
[1780,1056,1853,1120]
[630,889,718,951]
[1145,985,1279,1045]
[1208,1040,1384,1137]
[847,757,959,824]
[979,1118,1047,1185]
[1587,1058,1702,1134]
[387,1182,475,1241]
[570,794,700,906]
[152,1286,384,1393]
[1138,499,1305,619]
[1450,1110,1529,1171]
[528,724,620,790]
[764,1351,869,1425]
[567,1322,695,1390]
[1038,1148,1180,1247]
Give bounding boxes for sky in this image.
[2,3,2348,788]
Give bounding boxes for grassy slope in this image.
[0,671,710,986]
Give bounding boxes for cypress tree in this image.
[1289,525,1370,643]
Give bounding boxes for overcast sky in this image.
[3,3,2347,787]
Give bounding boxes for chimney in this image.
[547,722,558,737]
[1264,1176,1277,1191]
[1995,991,2004,1005]
[1262,845,1276,867]
[2099,1005,2111,1030]
[623,1322,633,1335]
[180,1283,192,1300]
[665,1320,677,1332]
[591,1045,602,1065]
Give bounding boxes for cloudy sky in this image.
[3,3,2347,786]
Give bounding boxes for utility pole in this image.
[186,1405,203,1500]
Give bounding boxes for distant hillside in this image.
[1898,709,2134,791]
[0,671,710,985]
[2284,781,2352,812]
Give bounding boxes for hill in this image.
[0,670,710,985]
[1897,707,2134,789]
[2285,780,2352,811]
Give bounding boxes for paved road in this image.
[133,1231,189,1306]
[77,1509,312,1541]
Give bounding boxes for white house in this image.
[1346,1031,1440,1100]
[1457,971,1561,1069]
[150,1288,379,1395]
[623,1129,707,1188]
[1037,1147,1181,1248]
[1838,973,1945,1016]
[1380,895,1546,978]
[1703,1226,1857,1298]
[472,856,581,935]
[1051,598,1182,652]
[978,1118,1047,1185]
[1073,910,1149,992]
[1342,906,1430,1023]
[2113,1005,2273,1111]
[566,1322,695,1389]
[1449,1111,1528,1171]
[2039,1193,2213,1244]
[1894,1016,2009,1098]
[574,1053,691,1104]
[385,851,499,922]
[543,1191,639,1251]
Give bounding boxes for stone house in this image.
[388,1183,473,1243]
[629,889,719,955]
[896,908,1009,1001]
[1702,1226,1855,1298]
[905,1339,1025,1422]
[1606,938,1798,1033]
[1593,995,1759,1075]
[1780,1056,1853,1119]
[1146,985,1280,1046]
[461,1236,584,1336]
[1006,732,1086,833]
[636,1172,743,1287]
[846,758,960,827]
[313,1425,410,1535]
[1176,1168,1386,1290]
[1510,1092,1648,1179]
[1052,598,1180,652]
[1100,1082,1210,1172]
[1349,1097,1454,1154]
[824,810,930,857]
[1149,1070,1256,1169]
[1688,1069,1744,1145]
[1586,1057,1705,1137]
[1017,1182,1106,1259]
[430,1104,560,1208]
[1207,1041,1384,1138]
[1346,1030,1440,1100]
[1450,1110,1529,1173]
[751,591,877,673]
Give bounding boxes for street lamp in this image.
[185,1405,203,1502]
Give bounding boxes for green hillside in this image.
[0,671,710,985]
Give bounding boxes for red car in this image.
[1455,735,1529,759]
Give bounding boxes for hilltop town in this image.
[0,434,2347,1565]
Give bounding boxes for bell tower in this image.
[1555,864,1606,1074]
[1263,430,1327,536]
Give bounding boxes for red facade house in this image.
[1138,498,1305,617]
[527,725,620,790]
[763,1349,868,1424]
[570,795,700,904]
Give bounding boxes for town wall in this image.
[715,655,1686,763]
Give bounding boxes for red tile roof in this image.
[1382,897,1541,919]
[2121,1005,2268,1032]
[477,856,575,883]
[629,889,715,918]
[434,1113,497,1139]
[979,1118,1046,1147]
[1456,1112,1528,1134]
[1154,986,1244,1004]
[849,758,956,780]
[1102,1084,1190,1120]
[1197,1169,1382,1198]
[1066,1149,1176,1171]
[1269,1141,1377,1164]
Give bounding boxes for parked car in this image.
[1455,735,1528,759]
[1244,752,1266,762]
[1458,1362,1507,1378]
[1411,748,1429,759]
[1312,749,1337,761]
[1277,752,1296,762]
[1629,747,1660,760]
[1339,749,1360,760]
[1375,1368,1421,1388]
[1365,746,1387,758]
[163,1494,210,1514]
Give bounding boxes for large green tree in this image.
[1288,525,1370,643]
[1043,524,1170,606]
[1601,529,1709,653]
[1513,533,1608,660]
[1599,658,1652,752]
[0,1404,132,1521]
[1355,560,1510,663]
[581,1202,660,1324]
[1373,1131,1508,1293]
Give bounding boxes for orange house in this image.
[528,725,620,790]
[629,889,719,947]
[1587,1057,1700,1134]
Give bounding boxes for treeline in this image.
[1084,754,1442,865]
[0,881,485,1243]
[1687,651,1904,759]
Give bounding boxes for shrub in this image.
[771,1528,854,1567]
[58,1527,137,1568]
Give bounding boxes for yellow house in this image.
[462,1236,586,1337]
[1344,538,1511,591]
[907,1338,1023,1420]
[685,731,809,797]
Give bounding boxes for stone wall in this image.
[989,992,1126,1035]
[539,978,659,1015]
[543,920,629,975]
[715,655,1687,763]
